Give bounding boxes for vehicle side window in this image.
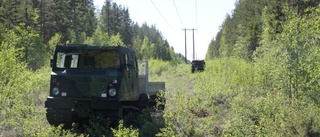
[56,52,65,68]
[133,56,138,70]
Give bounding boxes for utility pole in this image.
[182,28,187,63]
[192,28,196,60]
[182,28,197,63]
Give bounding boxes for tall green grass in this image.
[2,57,320,136]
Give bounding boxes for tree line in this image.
[206,0,320,60]
[206,0,320,103]
[0,0,184,70]
[205,0,320,104]
[203,2,320,135]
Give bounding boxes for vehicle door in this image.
[123,52,134,94]
[131,55,139,93]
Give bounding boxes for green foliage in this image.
[0,0,97,44]
[224,93,320,136]
[85,26,109,46]
[1,24,50,69]
[206,38,219,60]
[192,58,254,136]
[274,5,320,101]
[112,120,139,137]
[155,91,166,111]
[156,47,320,136]
[254,4,320,101]
[0,0,38,30]
[218,15,233,57]
[24,125,81,137]
[209,0,268,59]
[44,0,97,43]
[0,0,179,62]
[207,0,320,60]
[0,39,25,87]
[130,109,165,137]
[100,1,133,46]
[140,36,153,59]
[79,116,112,136]
[134,23,177,61]
[84,26,123,46]
[48,33,62,54]
[231,24,251,60]
[148,59,171,76]
[0,66,51,136]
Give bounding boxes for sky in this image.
[93,0,237,61]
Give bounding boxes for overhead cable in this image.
[173,0,184,28]
[150,0,174,29]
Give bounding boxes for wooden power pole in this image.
[182,28,197,63]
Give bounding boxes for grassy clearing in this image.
[2,58,320,136]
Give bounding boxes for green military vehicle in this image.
[45,44,165,128]
[191,60,205,73]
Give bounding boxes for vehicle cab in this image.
[45,44,139,127]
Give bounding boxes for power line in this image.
[173,0,184,28]
[150,0,173,29]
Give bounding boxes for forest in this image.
[1,0,320,136]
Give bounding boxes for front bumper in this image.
[192,67,204,71]
[45,96,120,110]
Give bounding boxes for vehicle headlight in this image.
[108,88,117,96]
[52,87,60,95]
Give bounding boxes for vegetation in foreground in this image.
[2,57,320,136]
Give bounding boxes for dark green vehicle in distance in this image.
[45,44,165,128]
[191,60,205,73]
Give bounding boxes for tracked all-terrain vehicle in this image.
[191,60,205,73]
[45,44,165,128]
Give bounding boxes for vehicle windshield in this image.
[55,49,120,69]
[192,61,204,65]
